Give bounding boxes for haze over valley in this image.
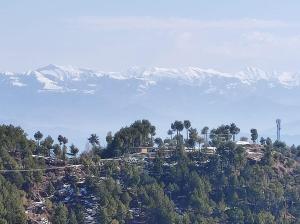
[1,64,300,147]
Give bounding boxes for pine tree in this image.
[250,129,258,143]
[68,210,78,224]
[52,203,68,224]
[183,120,191,140]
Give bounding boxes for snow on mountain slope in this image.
[2,64,300,145]
[1,64,300,93]
[236,67,271,84]
[277,72,300,87]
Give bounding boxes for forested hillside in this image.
[0,120,299,223]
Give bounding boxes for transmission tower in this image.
[276,119,281,141]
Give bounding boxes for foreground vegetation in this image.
[0,120,299,223]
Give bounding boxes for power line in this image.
[0,164,83,173]
[0,158,123,173]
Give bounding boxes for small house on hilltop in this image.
[158,149,175,158]
[236,140,251,146]
[202,146,216,155]
[131,146,155,154]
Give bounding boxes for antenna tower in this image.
[276,119,281,141]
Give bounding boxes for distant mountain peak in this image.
[37,63,60,71]
[2,65,300,93]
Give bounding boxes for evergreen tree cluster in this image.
[0,121,299,223]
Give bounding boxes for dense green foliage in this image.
[0,125,38,223]
[0,121,299,223]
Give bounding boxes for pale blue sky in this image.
[1,0,300,72]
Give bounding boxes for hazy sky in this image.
[1,0,300,72]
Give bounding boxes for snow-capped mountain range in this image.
[2,64,300,93]
[1,64,300,147]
